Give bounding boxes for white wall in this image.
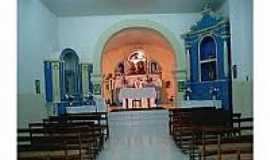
[57,13,200,66]
[229,0,253,81]
[215,0,253,117]
[228,0,253,117]
[18,0,58,127]
[216,0,229,18]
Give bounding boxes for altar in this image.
[119,87,156,108]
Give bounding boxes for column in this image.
[223,36,229,78]
[185,44,191,81]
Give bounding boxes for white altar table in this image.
[179,100,222,109]
[119,88,156,108]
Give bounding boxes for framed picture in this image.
[35,80,41,94]
[93,83,101,95]
[177,81,185,92]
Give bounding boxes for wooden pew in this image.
[49,112,109,140]
[197,118,253,160]
[169,107,216,135]
[171,109,232,142]
[18,125,98,160]
[169,108,245,160]
[29,121,104,152]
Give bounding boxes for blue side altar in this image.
[181,7,232,110]
[44,48,96,115]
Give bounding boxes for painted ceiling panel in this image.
[40,0,225,17]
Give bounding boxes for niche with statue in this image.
[181,6,232,110]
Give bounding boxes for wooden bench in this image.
[47,112,109,140]
[188,118,253,160]
[169,107,216,134]
[18,125,99,160]
[199,120,253,160]
[169,108,248,159]
[29,121,104,151]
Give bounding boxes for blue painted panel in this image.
[44,62,53,102]
[186,80,231,110]
[190,42,199,82]
[57,102,67,115]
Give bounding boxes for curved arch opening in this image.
[101,27,177,108]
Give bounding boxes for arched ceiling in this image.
[103,27,174,53]
[40,0,225,17]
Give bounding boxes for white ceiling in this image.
[40,0,225,17]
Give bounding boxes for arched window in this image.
[60,48,79,96]
[199,36,217,81]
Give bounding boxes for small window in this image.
[200,36,217,81]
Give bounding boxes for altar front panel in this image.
[119,88,156,100]
[119,88,156,108]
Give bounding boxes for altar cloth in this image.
[66,105,97,113]
[66,95,107,113]
[179,100,222,109]
[119,88,156,101]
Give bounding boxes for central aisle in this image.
[97,110,188,160]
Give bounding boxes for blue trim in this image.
[57,103,67,115]
[44,61,53,102]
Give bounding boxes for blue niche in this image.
[60,48,81,101]
[182,7,232,110]
[44,48,95,116]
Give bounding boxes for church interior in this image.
[17,0,253,160]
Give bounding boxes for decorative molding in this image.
[185,44,192,50]
[181,20,229,39]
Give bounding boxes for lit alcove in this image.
[60,48,80,97]
[199,36,217,82]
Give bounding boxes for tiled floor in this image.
[97,110,188,160]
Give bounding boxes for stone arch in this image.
[92,19,185,81]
